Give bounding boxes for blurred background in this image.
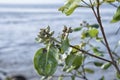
[0,0,120,80]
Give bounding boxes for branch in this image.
[51,37,113,63]
[70,45,113,63]
[96,0,120,74]
[52,37,112,63]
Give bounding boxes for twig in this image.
[82,63,88,80]
[77,5,90,8]
[81,0,91,7]
[89,0,98,19]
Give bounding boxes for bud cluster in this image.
[80,21,89,27]
[62,26,73,33]
[61,26,73,39]
[36,26,54,44]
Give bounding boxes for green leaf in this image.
[71,75,75,80]
[89,24,99,29]
[73,27,82,32]
[92,47,104,57]
[65,66,76,72]
[88,28,99,38]
[63,54,83,72]
[103,0,115,3]
[96,37,103,42]
[61,37,70,53]
[111,6,120,23]
[94,62,103,67]
[77,71,82,75]
[72,54,83,69]
[101,62,111,70]
[99,76,105,80]
[71,43,86,54]
[71,45,80,53]
[81,31,89,39]
[58,0,81,16]
[58,75,63,80]
[84,68,94,74]
[34,48,58,77]
[49,45,59,61]
[117,0,120,2]
[116,72,120,79]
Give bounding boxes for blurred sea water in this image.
[0,3,120,80]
